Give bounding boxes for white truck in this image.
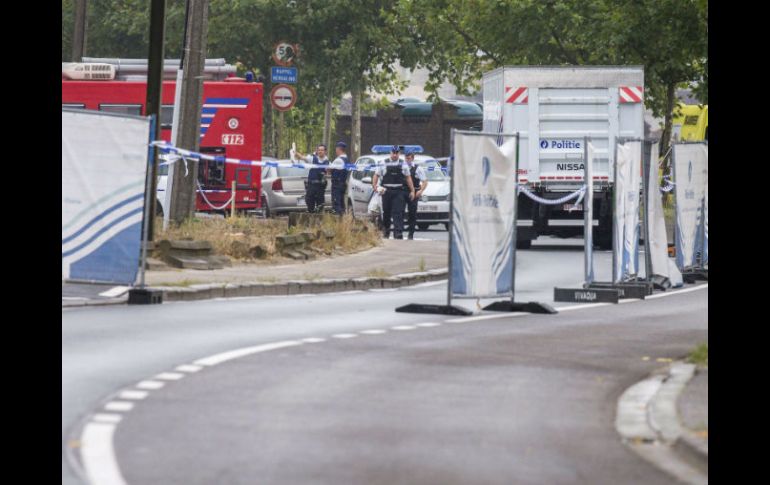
[482,66,645,249]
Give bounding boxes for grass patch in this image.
[310,213,381,255]
[153,213,380,262]
[687,343,708,367]
[366,268,391,278]
[152,279,204,287]
[155,215,287,261]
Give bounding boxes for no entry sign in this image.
[270,84,297,111]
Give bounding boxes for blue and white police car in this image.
[346,145,450,230]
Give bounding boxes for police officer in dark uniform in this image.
[295,144,328,213]
[404,151,429,239]
[372,145,416,239]
[328,141,349,215]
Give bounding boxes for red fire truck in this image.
[61,59,264,214]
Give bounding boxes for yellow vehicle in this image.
[672,103,708,141]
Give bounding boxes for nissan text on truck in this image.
[482,66,644,249]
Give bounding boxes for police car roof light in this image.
[370,145,424,154]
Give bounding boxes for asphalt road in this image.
[112,289,706,485]
[62,243,704,485]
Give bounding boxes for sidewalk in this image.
[143,238,448,302]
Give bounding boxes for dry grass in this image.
[366,268,391,278]
[154,213,380,262]
[155,216,287,260]
[309,213,381,254]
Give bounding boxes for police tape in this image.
[660,175,675,193]
[159,153,190,176]
[517,184,587,206]
[153,141,357,170]
[152,141,448,173]
[196,179,234,211]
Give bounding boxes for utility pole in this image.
[72,0,88,61]
[145,0,166,241]
[169,0,210,224]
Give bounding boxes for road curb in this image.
[673,430,708,475]
[150,268,449,302]
[615,362,706,485]
[62,297,128,308]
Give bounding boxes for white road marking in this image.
[301,337,326,343]
[391,325,417,331]
[332,333,358,339]
[80,422,127,485]
[415,322,442,327]
[118,390,149,400]
[555,303,611,312]
[175,364,203,373]
[446,313,525,323]
[98,286,130,298]
[155,372,185,381]
[646,283,708,299]
[194,340,303,366]
[91,414,123,424]
[360,329,387,335]
[619,298,642,304]
[135,380,165,390]
[104,401,134,412]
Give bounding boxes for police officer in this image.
[328,141,349,215]
[372,145,415,239]
[295,144,329,213]
[404,151,428,240]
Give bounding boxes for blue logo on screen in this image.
[482,156,491,185]
[540,140,549,149]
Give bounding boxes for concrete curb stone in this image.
[64,268,450,307]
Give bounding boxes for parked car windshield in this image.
[276,166,310,178]
[419,161,447,181]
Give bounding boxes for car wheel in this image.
[443,223,449,231]
[261,195,271,218]
[418,223,430,231]
[155,199,164,217]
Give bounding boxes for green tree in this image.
[395,0,707,155]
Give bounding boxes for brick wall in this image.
[335,102,481,158]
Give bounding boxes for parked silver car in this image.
[260,162,332,217]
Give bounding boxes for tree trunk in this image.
[659,81,676,171]
[659,81,676,208]
[323,93,332,149]
[72,0,88,61]
[350,84,362,161]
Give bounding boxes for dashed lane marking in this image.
[104,401,134,412]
